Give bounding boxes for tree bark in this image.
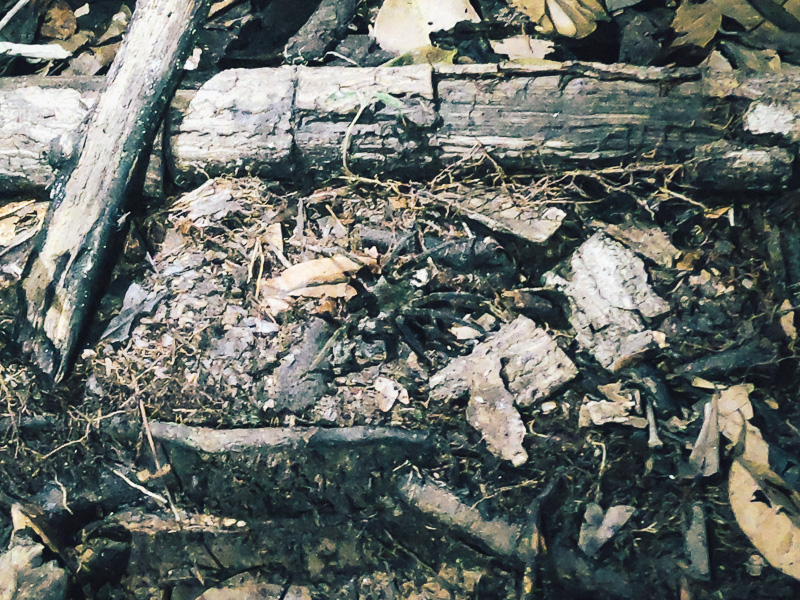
[14,0,212,382]
[2,62,798,198]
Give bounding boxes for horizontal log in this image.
[1,62,797,196]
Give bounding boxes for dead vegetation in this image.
[2,156,800,598]
[4,0,800,598]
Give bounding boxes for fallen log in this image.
[14,0,213,382]
[1,61,797,197]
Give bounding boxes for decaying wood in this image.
[3,62,799,197]
[395,472,523,561]
[14,0,213,381]
[543,232,669,372]
[430,315,578,408]
[283,0,361,63]
[148,421,431,453]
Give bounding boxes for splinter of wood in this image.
[15,0,213,381]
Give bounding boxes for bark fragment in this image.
[543,233,668,371]
[430,315,578,407]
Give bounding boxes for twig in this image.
[54,475,73,515]
[0,0,33,36]
[139,399,181,520]
[112,468,168,505]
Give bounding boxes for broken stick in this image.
[15,0,213,381]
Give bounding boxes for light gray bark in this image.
[2,62,798,197]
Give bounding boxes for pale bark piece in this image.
[439,186,566,244]
[543,232,668,371]
[15,0,214,381]
[168,66,295,185]
[466,355,528,466]
[0,542,67,600]
[590,218,680,268]
[685,502,710,580]
[430,315,578,407]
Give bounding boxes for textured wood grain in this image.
[15,0,213,381]
[2,62,798,199]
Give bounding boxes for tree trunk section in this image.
[15,0,212,382]
[2,63,797,197]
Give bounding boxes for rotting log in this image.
[1,61,798,196]
[14,0,213,382]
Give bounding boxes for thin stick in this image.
[112,468,168,505]
[0,0,33,36]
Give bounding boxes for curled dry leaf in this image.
[671,0,723,48]
[508,0,606,38]
[259,254,376,313]
[729,458,800,580]
[373,0,480,53]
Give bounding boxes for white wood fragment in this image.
[430,315,578,407]
[543,233,668,371]
[466,355,528,466]
[0,42,71,60]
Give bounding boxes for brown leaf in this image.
[729,458,800,580]
[671,1,723,48]
[39,0,77,40]
[509,0,606,38]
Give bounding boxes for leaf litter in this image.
[4,157,800,599]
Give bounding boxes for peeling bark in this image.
[3,62,799,196]
[14,0,214,381]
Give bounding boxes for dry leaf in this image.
[671,1,723,48]
[780,299,797,340]
[676,250,701,271]
[578,503,636,557]
[716,384,755,443]
[729,458,800,580]
[711,0,764,31]
[39,1,77,40]
[509,0,606,38]
[686,398,720,477]
[263,256,367,295]
[373,0,480,53]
